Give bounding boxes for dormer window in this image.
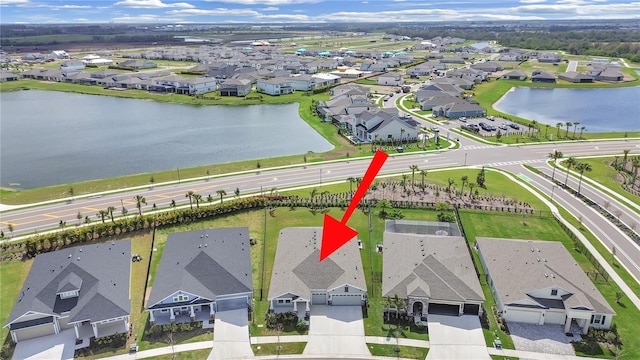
[59,290,79,299]
[551,289,558,296]
[173,294,188,302]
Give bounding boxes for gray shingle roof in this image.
[147,228,252,307]
[5,240,131,327]
[476,237,614,314]
[268,227,365,300]
[382,220,483,302]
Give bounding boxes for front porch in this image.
[150,304,213,326]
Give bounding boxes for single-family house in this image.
[353,108,419,143]
[268,228,366,320]
[146,228,253,325]
[558,71,594,83]
[531,70,556,83]
[0,70,19,82]
[60,60,86,71]
[49,50,69,60]
[257,77,294,95]
[418,93,462,111]
[447,68,487,83]
[118,59,158,70]
[312,72,341,88]
[4,241,131,343]
[378,72,404,86]
[383,221,484,318]
[538,52,561,63]
[219,78,252,97]
[501,70,527,81]
[420,83,464,97]
[476,237,615,334]
[432,100,485,119]
[289,74,315,91]
[439,57,465,64]
[471,62,503,73]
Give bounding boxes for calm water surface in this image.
[0,91,333,189]
[494,86,640,132]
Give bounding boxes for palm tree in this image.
[170,199,177,211]
[133,195,147,216]
[631,157,640,184]
[400,174,409,192]
[107,206,116,222]
[468,182,476,197]
[579,126,586,139]
[77,211,83,225]
[193,193,203,208]
[347,177,356,193]
[185,190,195,209]
[447,177,455,194]
[420,169,428,188]
[544,124,550,139]
[548,150,564,181]
[572,121,580,138]
[97,210,108,223]
[563,157,577,187]
[556,122,563,138]
[565,121,572,138]
[234,187,241,199]
[622,149,630,165]
[575,162,592,195]
[400,128,406,146]
[409,165,419,186]
[207,194,214,204]
[216,189,227,204]
[460,175,469,195]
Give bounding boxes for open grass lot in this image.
[367,343,429,359]
[144,348,212,360]
[576,157,640,214]
[459,210,640,359]
[0,259,33,355]
[251,342,306,355]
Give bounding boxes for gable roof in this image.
[476,237,614,314]
[382,220,484,302]
[5,240,131,326]
[147,228,252,307]
[268,227,365,300]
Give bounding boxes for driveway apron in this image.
[12,328,76,360]
[208,308,253,360]
[303,305,370,356]
[427,314,490,359]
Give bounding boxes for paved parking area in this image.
[303,305,370,357]
[208,308,253,360]
[427,314,491,360]
[13,328,76,360]
[508,322,580,356]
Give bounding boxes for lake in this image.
[0,90,333,189]
[494,86,640,132]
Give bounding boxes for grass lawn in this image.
[356,79,377,85]
[458,210,640,359]
[0,259,33,357]
[575,157,640,214]
[251,342,306,355]
[367,343,429,359]
[143,348,212,360]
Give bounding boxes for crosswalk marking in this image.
[462,145,495,150]
[485,159,545,167]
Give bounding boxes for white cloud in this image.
[74,18,90,22]
[51,4,92,9]
[111,13,184,22]
[0,0,29,4]
[204,0,322,4]
[168,7,259,16]
[114,0,194,9]
[256,13,309,20]
[261,6,279,10]
[520,0,546,3]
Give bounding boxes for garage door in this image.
[331,294,362,306]
[506,309,541,324]
[463,304,480,315]
[217,297,247,312]
[15,323,56,342]
[311,293,327,305]
[545,310,566,325]
[428,303,460,316]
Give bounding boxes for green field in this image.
[575,157,640,214]
[367,343,429,359]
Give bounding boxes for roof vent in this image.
[200,235,204,238]
[68,254,72,259]
[530,248,534,252]
[537,258,540,262]
[79,248,83,252]
[77,257,80,261]
[204,244,207,247]
[551,274,555,278]
[544,273,548,277]
[111,241,115,245]
[205,234,208,238]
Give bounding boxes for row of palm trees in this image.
[548,150,593,194]
[554,121,586,140]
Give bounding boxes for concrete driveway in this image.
[13,328,76,360]
[508,322,580,355]
[303,305,370,356]
[427,314,490,360]
[208,308,253,360]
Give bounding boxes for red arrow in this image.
[320,150,389,261]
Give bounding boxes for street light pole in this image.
[319,169,322,185]
[551,185,557,202]
[464,152,468,166]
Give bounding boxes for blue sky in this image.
[1,0,638,24]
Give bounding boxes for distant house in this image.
[501,70,527,80]
[383,221,484,317]
[0,70,19,82]
[289,74,315,91]
[531,70,556,83]
[406,62,446,77]
[311,73,341,88]
[470,61,503,73]
[352,108,419,143]
[146,228,253,326]
[268,228,366,320]
[49,50,69,60]
[219,78,252,97]
[477,237,615,334]
[118,59,157,70]
[558,71,594,83]
[60,60,86,71]
[4,241,131,343]
[439,57,465,64]
[538,52,561,63]
[377,72,403,86]
[257,77,294,95]
[432,100,485,119]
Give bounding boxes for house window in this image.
[591,314,602,324]
[161,309,169,313]
[172,295,188,302]
[551,289,558,296]
[277,299,284,304]
[345,286,349,293]
[285,300,291,304]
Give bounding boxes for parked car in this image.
[459,116,467,122]
[499,124,508,130]
[487,115,495,121]
[509,123,520,130]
